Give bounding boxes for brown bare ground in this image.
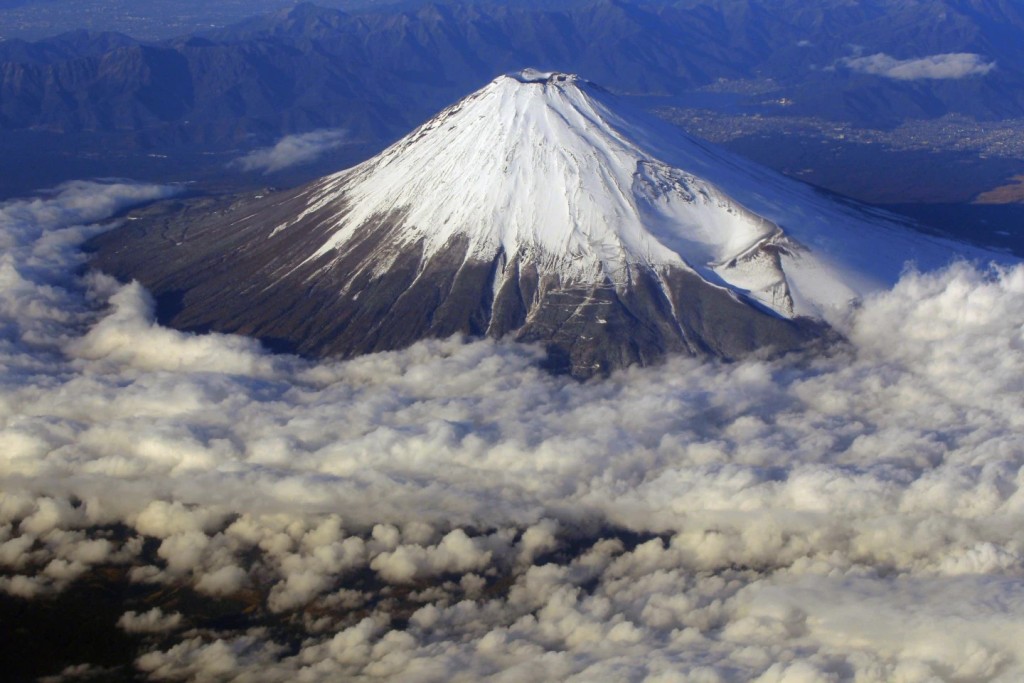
[974,175,1024,204]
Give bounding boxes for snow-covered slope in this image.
[275,69,999,322]
[90,70,1012,377]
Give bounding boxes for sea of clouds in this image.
[2,181,1024,681]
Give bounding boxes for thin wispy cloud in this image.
[842,52,996,80]
[1,182,1023,680]
[232,129,351,174]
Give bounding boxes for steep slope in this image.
[89,70,1004,376]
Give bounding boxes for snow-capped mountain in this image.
[90,69,1005,376]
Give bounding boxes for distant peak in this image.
[283,2,346,20]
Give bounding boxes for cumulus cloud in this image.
[2,182,1024,680]
[117,607,184,634]
[842,52,996,80]
[232,129,351,174]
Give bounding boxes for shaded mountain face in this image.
[2,0,1024,146]
[88,71,1003,376]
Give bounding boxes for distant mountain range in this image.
[2,0,1024,150]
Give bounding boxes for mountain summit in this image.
[90,70,1000,376]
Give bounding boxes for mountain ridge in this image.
[4,0,1024,143]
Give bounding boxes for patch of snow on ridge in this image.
[509,68,575,83]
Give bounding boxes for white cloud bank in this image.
[842,52,996,80]
[232,129,351,174]
[117,607,184,634]
[1,182,1024,681]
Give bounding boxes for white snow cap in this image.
[290,69,1006,321]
